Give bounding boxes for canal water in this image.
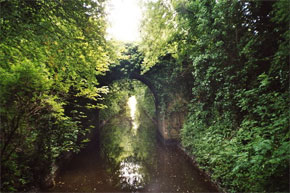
[51,97,218,192]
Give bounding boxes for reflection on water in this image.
[50,97,218,192]
[120,96,146,189]
[100,96,154,191]
[119,159,144,189]
[127,96,139,133]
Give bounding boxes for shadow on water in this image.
[50,107,218,192]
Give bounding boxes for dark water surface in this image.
[50,112,218,192]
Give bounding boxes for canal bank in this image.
[176,145,227,193]
[156,130,226,193]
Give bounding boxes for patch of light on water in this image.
[119,160,144,189]
[127,96,139,132]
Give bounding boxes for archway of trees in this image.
[98,44,191,142]
[1,0,288,192]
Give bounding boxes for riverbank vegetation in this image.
[140,0,289,192]
[0,0,111,191]
[1,0,289,192]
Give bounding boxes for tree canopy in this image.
[0,0,111,191]
[140,0,289,192]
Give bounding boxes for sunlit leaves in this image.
[0,0,111,191]
[140,0,178,71]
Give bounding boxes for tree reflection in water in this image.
[128,96,139,134]
[100,95,156,191]
[51,80,218,192]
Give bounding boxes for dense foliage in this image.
[0,0,110,191]
[140,0,289,192]
[1,0,289,192]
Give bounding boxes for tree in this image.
[0,0,111,191]
[140,0,289,192]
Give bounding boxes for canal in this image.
[51,96,218,192]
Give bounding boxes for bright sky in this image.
[106,0,142,42]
